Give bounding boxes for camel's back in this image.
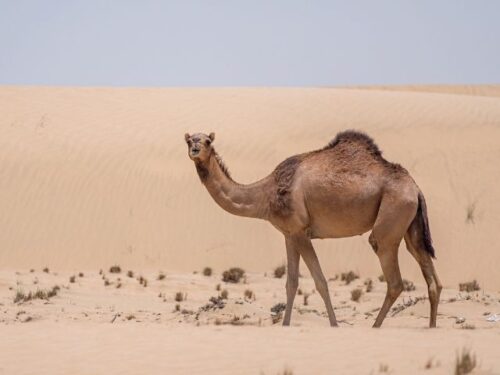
[270,130,414,238]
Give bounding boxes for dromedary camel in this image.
[185,130,441,328]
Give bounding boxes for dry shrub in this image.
[174,292,185,302]
[459,280,480,293]
[109,265,121,274]
[30,269,35,273]
[14,286,60,303]
[378,274,386,282]
[402,279,416,291]
[69,275,76,283]
[116,282,122,289]
[138,276,148,287]
[341,271,359,285]
[297,288,303,295]
[43,267,49,273]
[351,288,363,302]
[274,264,286,279]
[465,202,476,224]
[303,293,310,306]
[244,289,255,300]
[220,289,228,299]
[78,272,84,277]
[104,279,111,286]
[222,267,245,283]
[157,272,166,280]
[126,314,135,320]
[364,278,373,293]
[174,304,180,312]
[271,303,286,315]
[461,323,476,330]
[127,270,134,278]
[203,267,213,276]
[455,348,476,375]
[215,283,221,291]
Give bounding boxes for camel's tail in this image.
[413,191,436,258]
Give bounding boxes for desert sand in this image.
[1,86,499,374]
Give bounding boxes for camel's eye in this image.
[205,140,211,146]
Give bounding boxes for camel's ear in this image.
[209,132,215,142]
[184,133,191,143]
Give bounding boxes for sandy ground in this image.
[1,268,499,374]
[1,86,500,374]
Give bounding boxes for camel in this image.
[184,130,442,328]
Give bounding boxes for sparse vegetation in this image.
[378,274,385,282]
[379,363,389,373]
[351,288,363,302]
[222,267,245,283]
[274,264,286,279]
[459,280,480,293]
[455,348,476,375]
[364,278,373,293]
[244,289,255,300]
[30,269,34,273]
[402,279,416,291]
[157,272,166,281]
[174,304,180,312]
[461,323,476,330]
[203,267,213,276]
[109,265,121,273]
[297,288,303,295]
[116,282,122,289]
[220,289,228,299]
[175,292,185,302]
[43,267,49,273]
[271,303,286,315]
[303,293,310,306]
[126,314,136,320]
[104,279,111,286]
[465,202,476,224]
[78,272,84,277]
[69,275,76,283]
[138,275,148,287]
[14,286,60,303]
[127,270,134,278]
[341,271,359,285]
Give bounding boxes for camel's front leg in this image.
[283,236,300,326]
[292,234,338,327]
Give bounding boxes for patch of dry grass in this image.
[109,265,121,274]
[203,267,212,276]
[364,278,373,293]
[127,270,134,278]
[222,267,245,283]
[69,275,76,283]
[157,272,166,281]
[341,271,359,285]
[220,289,228,299]
[244,289,255,301]
[459,280,480,293]
[402,279,416,292]
[274,264,286,279]
[455,348,476,375]
[14,286,60,303]
[351,288,363,302]
[42,267,49,273]
[175,292,185,302]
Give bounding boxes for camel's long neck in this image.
[196,152,272,220]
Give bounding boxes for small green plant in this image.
[274,264,286,279]
[109,265,121,273]
[203,267,213,276]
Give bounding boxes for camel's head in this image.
[184,132,215,162]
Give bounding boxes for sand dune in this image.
[1,86,500,289]
[1,85,500,374]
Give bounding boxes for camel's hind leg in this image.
[282,236,300,326]
[370,189,418,328]
[405,224,442,328]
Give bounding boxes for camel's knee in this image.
[428,280,441,302]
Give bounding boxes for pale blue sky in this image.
[1,1,499,86]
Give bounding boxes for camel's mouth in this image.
[190,148,200,157]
